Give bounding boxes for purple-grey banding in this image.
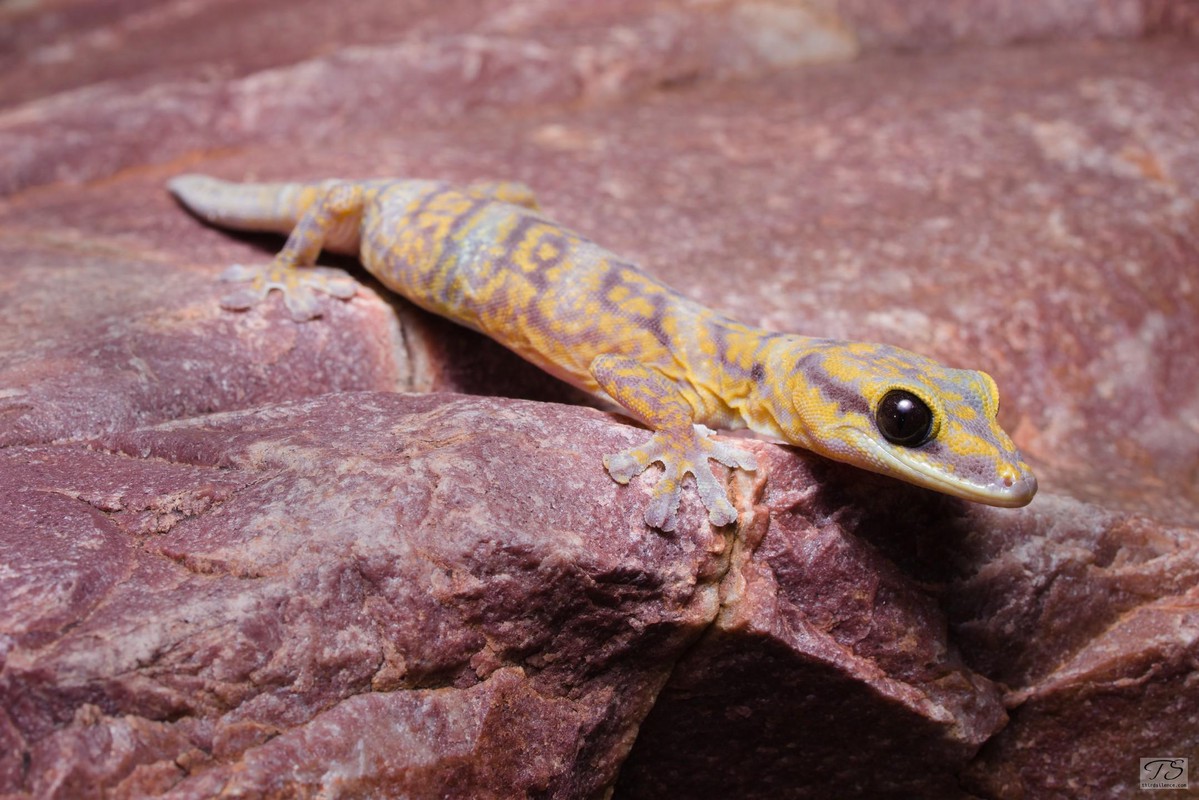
[796,352,871,417]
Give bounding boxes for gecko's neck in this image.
[725,328,828,444]
[670,309,822,441]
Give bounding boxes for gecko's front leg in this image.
[219,180,362,321]
[591,354,757,531]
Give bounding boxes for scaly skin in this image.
[168,175,1037,530]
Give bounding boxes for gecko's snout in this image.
[992,470,1037,507]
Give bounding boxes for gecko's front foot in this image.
[605,424,757,531]
[219,263,358,321]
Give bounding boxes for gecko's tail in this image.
[167,174,319,235]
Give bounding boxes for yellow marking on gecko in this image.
[168,174,1037,530]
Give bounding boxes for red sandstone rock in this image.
[0,394,728,797]
[2,1,1198,798]
[0,242,409,448]
[1,393,1009,798]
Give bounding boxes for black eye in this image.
[876,389,934,447]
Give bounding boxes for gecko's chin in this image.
[842,431,1037,507]
[944,471,1037,507]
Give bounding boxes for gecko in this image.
[168,174,1037,531]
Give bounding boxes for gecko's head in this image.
[787,341,1036,507]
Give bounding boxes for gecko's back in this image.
[356,180,756,408]
[172,175,729,396]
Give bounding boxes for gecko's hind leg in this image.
[219,264,358,321]
[220,181,363,321]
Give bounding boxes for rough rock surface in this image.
[1,394,731,797]
[0,392,1015,799]
[2,1,1197,798]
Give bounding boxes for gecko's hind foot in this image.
[605,424,756,531]
[219,263,358,321]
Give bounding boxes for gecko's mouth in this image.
[845,431,1037,508]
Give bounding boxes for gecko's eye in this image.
[876,389,934,447]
